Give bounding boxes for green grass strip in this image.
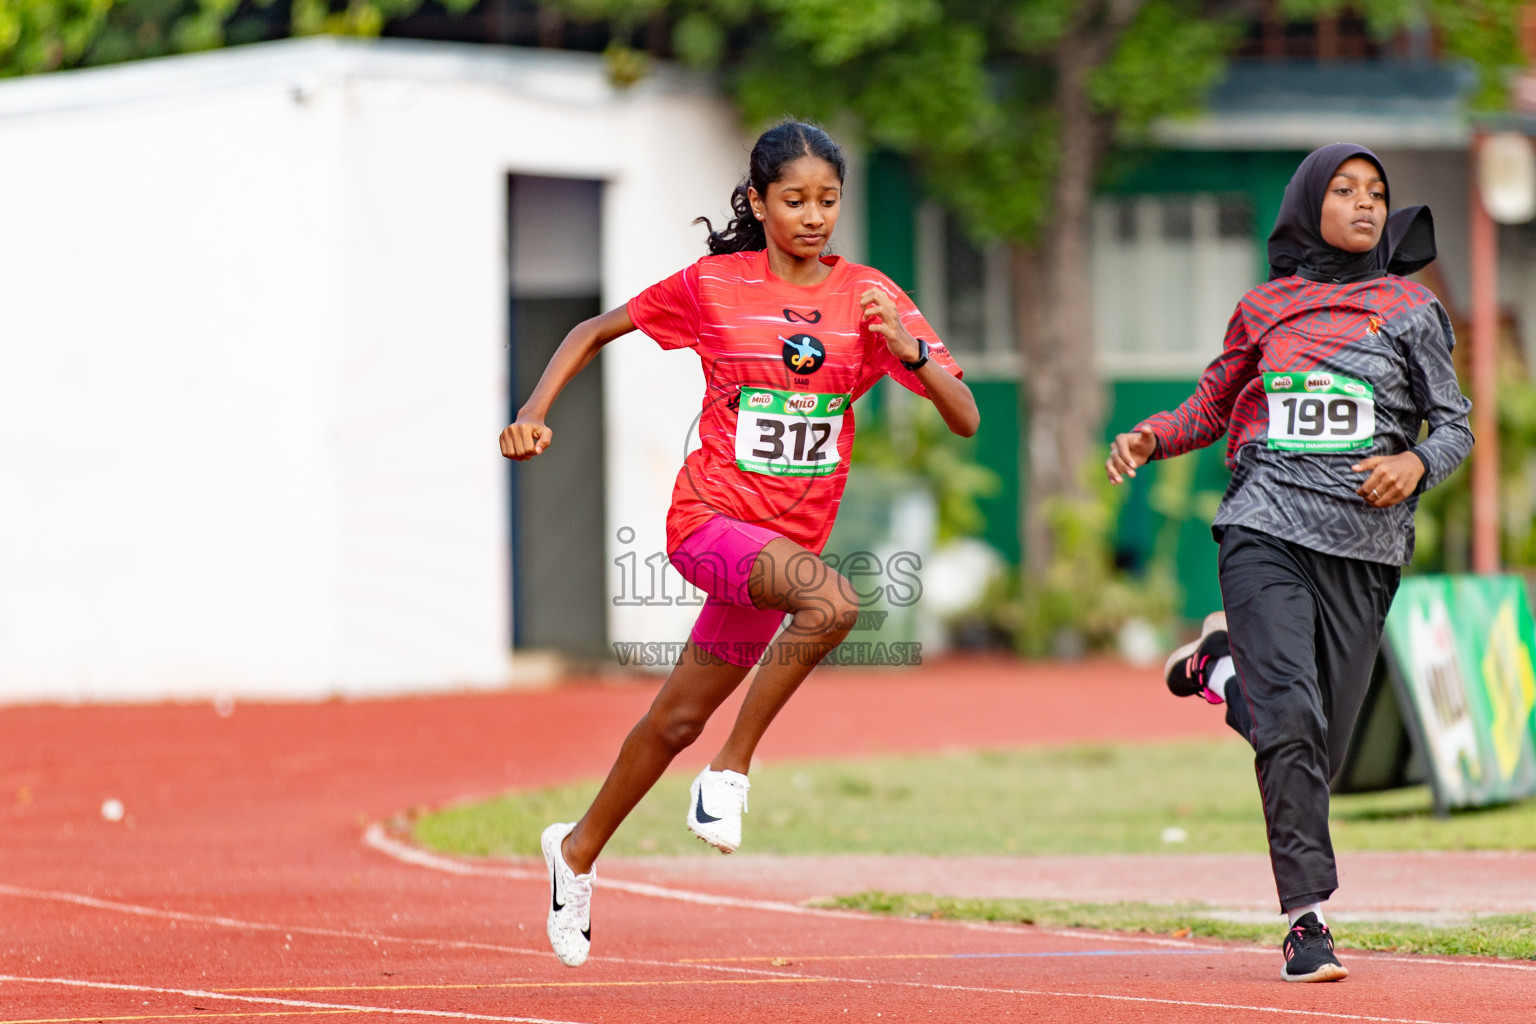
[827,892,1536,961]
[415,740,1536,859]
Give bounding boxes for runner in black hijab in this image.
[1107,143,1472,983]
[1267,142,1438,283]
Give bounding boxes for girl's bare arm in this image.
[500,306,637,460]
[911,358,980,437]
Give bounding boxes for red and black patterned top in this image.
[1137,274,1472,565]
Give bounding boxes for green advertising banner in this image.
[1378,575,1536,814]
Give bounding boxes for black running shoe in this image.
[1281,913,1348,983]
[1163,611,1229,702]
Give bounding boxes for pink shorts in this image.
[669,515,787,667]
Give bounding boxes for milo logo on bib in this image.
[1264,371,1375,453]
[735,386,853,477]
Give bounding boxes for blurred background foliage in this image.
[848,400,1180,658]
[4,1,1519,569]
[5,0,1525,657]
[1412,337,1536,575]
[976,460,1182,659]
[0,0,472,76]
[849,397,1000,547]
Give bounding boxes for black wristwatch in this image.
[901,338,930,372]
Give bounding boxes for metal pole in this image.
[1469,131,1501,575]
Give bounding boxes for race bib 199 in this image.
[1264,371,1375,452]
[734,386,852,476]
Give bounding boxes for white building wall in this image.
[325,76,510,695]
[0,39,746,701]
[0,78,348,701]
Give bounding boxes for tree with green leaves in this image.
[6,0,1523,576]
[0,0,473,76]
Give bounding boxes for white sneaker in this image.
[686,767,750,853]
[541,822,593,967]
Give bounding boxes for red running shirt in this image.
[627,249,963,556]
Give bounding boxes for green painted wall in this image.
[860,151,923,423]
[971,381,1022,565]
[957,379,1229,620]
[865,151,919,293]
[1106,381,1228,619]
[1102,149,1309,273]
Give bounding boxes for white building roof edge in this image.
[0,36,717,121]
[1154,111,1471,151]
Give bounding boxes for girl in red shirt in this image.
[500,121,979,966]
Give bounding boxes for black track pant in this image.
[1217,526,1401,910]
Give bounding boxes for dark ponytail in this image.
[695,120,848,255]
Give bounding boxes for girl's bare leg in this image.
[562,649,750,874]
[709,537,860,774]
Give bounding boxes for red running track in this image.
[0,657,1530,1023]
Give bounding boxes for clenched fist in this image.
[501,418,552,460]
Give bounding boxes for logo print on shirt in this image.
[783,308,822,324]
[781,334,826,374]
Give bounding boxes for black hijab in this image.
[1267,142,1438,283]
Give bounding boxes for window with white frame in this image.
[915,203,1017,376]
[1091,194,1258,378]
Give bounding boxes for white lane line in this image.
[1354,952,1536,972]
[0,1011,361,1024]
[0,888,1506,1024]
[6,844,1527,1024]
[811,974,1479,1024]
[0,882,818,981]
[0,883,549,960]
[0,968,1483,1024]
[364,826,1536,969]
[363,825,876,921]
[0,975,588,1024]
[366,825,1217,950]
